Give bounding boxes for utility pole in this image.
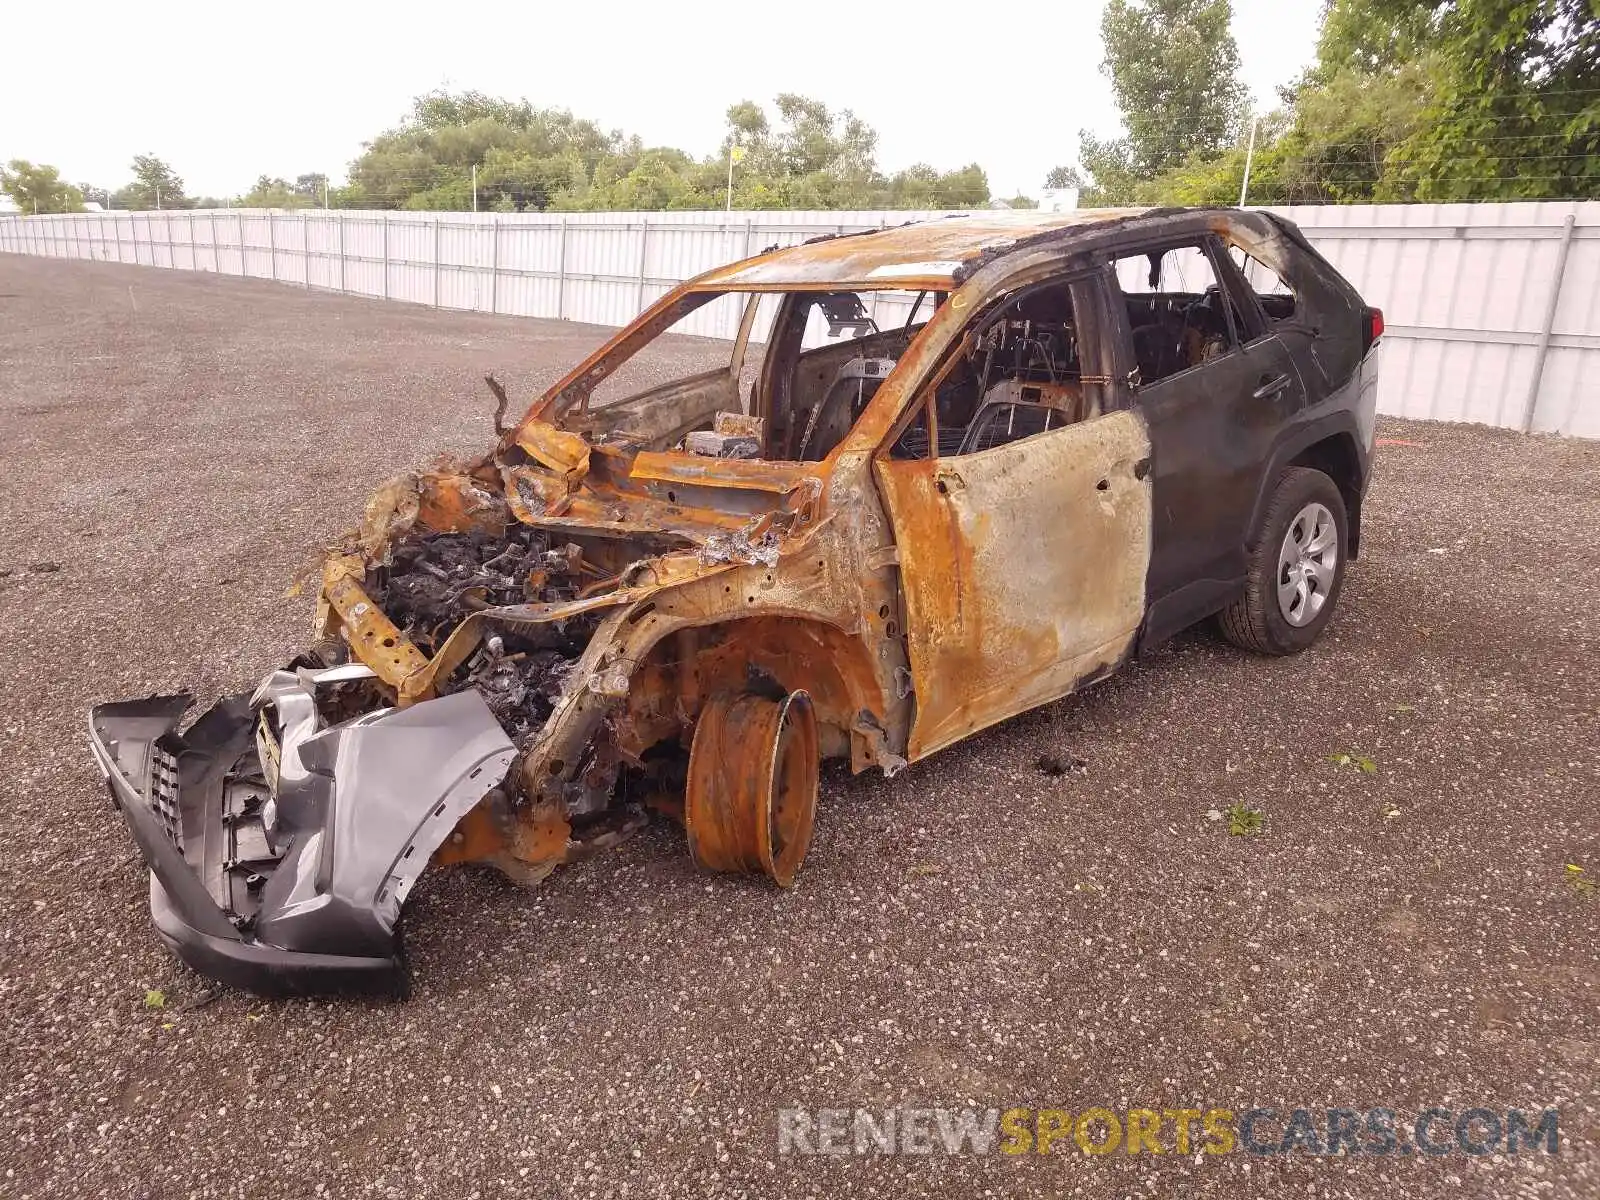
[324,176,330,209]
[1238,117,1259,208]
[156,184,162,211]
[472,164,478,213]
[725,136,744,213]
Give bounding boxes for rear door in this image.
[1107,236,1304,635]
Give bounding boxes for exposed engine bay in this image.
[85,280,914,995]
[374,529,598,742]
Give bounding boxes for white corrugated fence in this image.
[2,202,1596,436]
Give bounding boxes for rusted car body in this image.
[89,208,1382,995]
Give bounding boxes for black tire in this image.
[1218,467,1348,655]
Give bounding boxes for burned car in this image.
[90,208,1383,995]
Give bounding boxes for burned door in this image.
[872,270,1153,759]
[875,411,1153,758]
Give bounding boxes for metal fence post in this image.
[268,211,278,281]
[556,220,568,319]
[489,216,500,314]
[338,212,346,293]
[208,212,217,271]
[635,217,650,312]
[188,213,198,269]
[237,211,246,275]
[382,213,390,300]
[114,213,124,262]
[303,212,312,288]
[1520,212,1577,433]
[433,216,441,308]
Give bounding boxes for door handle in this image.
[1253,372,1292,400]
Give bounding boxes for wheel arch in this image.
[1251,417,1370,559]
[620,609,892,770]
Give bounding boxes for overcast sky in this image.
[3,0,1323,200]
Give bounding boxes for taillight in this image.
[1365,306,1384,350]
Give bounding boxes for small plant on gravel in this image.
[1224,802,1264,836]
[143,989,165,1009]
[1566,865,1596,899]
[1327,751,1378,774]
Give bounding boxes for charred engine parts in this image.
[373,529,598,742]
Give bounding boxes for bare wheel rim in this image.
[1276,501,1338,627]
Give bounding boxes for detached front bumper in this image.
[89,683,515,997]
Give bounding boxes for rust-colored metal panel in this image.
[874,408,1154,758]
[695,210,1151,290]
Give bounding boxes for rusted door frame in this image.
[867,268,1154,759]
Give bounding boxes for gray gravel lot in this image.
[1,256,1596,1199]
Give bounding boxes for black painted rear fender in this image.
[1249,409,1372,559]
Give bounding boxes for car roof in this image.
[692,208,1155,291]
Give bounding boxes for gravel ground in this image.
[1,256,1596,1200]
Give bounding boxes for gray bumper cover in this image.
[88,682,515,996]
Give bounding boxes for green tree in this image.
[1386,0,1600,200]
[348,88,621,211]
[1234,0,1600,204]
[241,175,314,208]
[1044,164,1086,189]
[340,88,988,213]
[113,155,189,210]
[76,181,114,209]
[1312,0,1442,78]
[294,173,328,204]
[1081,0,1250,202]
[1,161,84,213]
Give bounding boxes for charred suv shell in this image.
[91,208,1378,995]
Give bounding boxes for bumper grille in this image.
[148,746,183,854]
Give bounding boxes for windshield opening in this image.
[550,286,946,464]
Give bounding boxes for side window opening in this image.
[890,277,1100,460]
[1230,245,1297,324]
[1112,242,1243,386]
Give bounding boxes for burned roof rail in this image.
[800,216,933,248]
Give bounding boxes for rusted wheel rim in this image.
[685,690,819,887]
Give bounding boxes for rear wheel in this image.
[1219,467,1348,655]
